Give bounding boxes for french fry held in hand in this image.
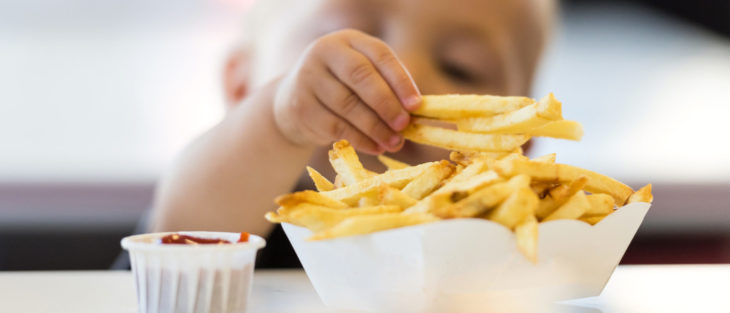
[456,93,563,133]
[266,93,652,263]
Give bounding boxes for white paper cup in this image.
[121,232,266,313]
[284,202,651,313]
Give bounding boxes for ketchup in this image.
[160,232,250,245]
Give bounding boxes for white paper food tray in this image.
[283,202,650,313]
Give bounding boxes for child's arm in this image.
[149,80,314,236]
[150,30,421,236]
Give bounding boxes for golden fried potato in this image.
[530,181,556,199]
[457,93,562,133]
[329,140,371,186]
[309,213,440,240]
[486,187,539,229]
[449,150,522,166]
[531,153,556,164]
[543,191,589,222]
[580,214,610,225]
[377,185,418,208]
[267,204,402,232]
[377,155,410,170]
[494,158,633,204]
[322,161,438,206]
[434,175,529,218]
[515,214,539,263]
[534,177,588,219]
[404,123,530,152]
[413,95,534,119]
[584,193,615,216]
[524,120,583,141]
[306,166,334,192]
[627,184,653,204]
[358,195,380,207]
[401,161,455,200]
[275,190,348,209]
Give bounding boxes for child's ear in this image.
[223,49,251,109]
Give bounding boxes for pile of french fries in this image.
[266,93,653,263]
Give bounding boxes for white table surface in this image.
[1,265,729,313]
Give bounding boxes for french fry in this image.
[580,214,610,225]
[483,152,521,171]
[499,153,529,162]
[494,158,633,204]
[534,177,588,219]
[275,190,348,209]
[515,214,538,263]
[401,161,455,200]
[309,213,440,240]
[524,120,583,141]
[627,184,653,204]
[549,177,589,201]
[329,140,370,186]
[442,159,486,182]
[543,191,589,222]
[413,95,534,119]
[405,170,502,214]
[449,151,470,166]
[486,187,538,229]
[452,164,465,176]
[444,159,487,184]
[267,204,402,232]
[378,185,418,208]
[503,147,524,157]
[358,195,380,207]
[306,166,334,192]
[532,153,556,163]
[334,175,345,188]
[449,150,522,166]
[450,151,490,166]
[535,199,557,220]
[434,175,529,218]
[457,93,562,133]
[474,149,524,161]
[322,161,437,206]
[405,192,454,214]
[437,170,502,195]
[530,181,556,198]
[404,123,530,152]
[377,155,410,170]
[584,193,615,216]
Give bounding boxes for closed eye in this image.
[439,60,481,84]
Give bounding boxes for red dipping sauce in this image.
[160,232,250,245]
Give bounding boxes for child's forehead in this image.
[296,0,545,41]
[254,0,546,29]
[322,0,537,25]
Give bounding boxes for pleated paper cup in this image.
[121,232,265,313]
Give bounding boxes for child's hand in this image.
[273,29,421,155]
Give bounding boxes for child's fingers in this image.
[319,44,410,133]
[313,70,403,152]
[348,34,421,111]
[295,93,384,155]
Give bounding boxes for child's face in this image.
[239,0,551,169]
[247,0,550,97]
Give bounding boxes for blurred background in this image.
[0,0,728,270]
